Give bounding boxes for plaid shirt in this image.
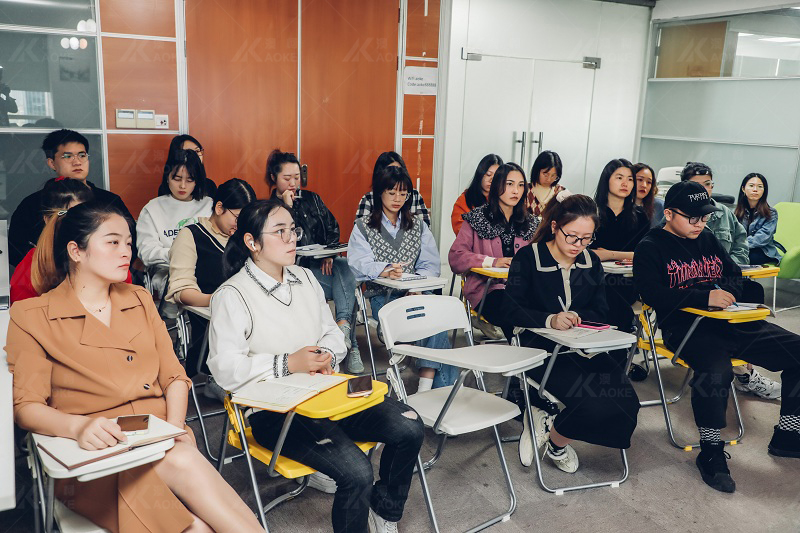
[354,190,432,226]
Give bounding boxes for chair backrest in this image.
[378,294,470,349]
[655,166,682,199]
[774,202,800,253]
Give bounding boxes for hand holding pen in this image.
[551,296,581,330]
[709,284,737,309]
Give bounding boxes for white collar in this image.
[382,211,403,229]
[532,241,593,272]
[244,259,302,296]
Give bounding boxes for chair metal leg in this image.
[262,476,309,514]
[358,288,378,380]
[415,454,440,533]
[189,380,219,462]
[233,405,269,530]
[44,476,54,533]
[217,416,230,473]
[422,434,447,470]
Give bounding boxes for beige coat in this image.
[6,280,194,533]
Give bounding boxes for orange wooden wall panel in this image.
[107,134,171,218]
[102,38,179,131]
[185,0,298,199]
[99,0,176,37]
[406,0,439,59]
[402,137,433,204]
[300,0,398,240]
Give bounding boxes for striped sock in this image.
[547,439,566,456]
[699,427,722,442]
[778,415,800,434]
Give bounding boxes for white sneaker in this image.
[519,406,550,467]
[296,472,337,494]
[734,368,781,400]
[369,508,399,533]
[545,442,579,474]
[472,316,503,340]
[339,322,353,351]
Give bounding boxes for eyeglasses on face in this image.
[558,227,595,246]
[263,226,303,243]
[672,210,711,225]
[59,152,89,161]
[383,190,410,199]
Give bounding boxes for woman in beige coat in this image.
[6,201,261,532]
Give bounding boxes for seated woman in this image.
[505,193,640,472]
[735,172,781,266]
[355,151,432,227]
[527,150,566,219]
[633,162,664,227]
[450,153,503,235]
[348,165,456,392]
[207,198,424,533]
[166,178,256,397]
[266,149,362,374]
[137,149,213,298]
[7,201,262,533]
[448,162,537,336]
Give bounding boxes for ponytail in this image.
[31,209,68,294]
[223,198,290,278]
[264,149,300,187]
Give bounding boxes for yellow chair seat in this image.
[638,338,747,368]
[227,427,376,479]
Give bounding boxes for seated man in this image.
[634,181,800,494]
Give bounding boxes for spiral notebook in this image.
[232,373,347,413]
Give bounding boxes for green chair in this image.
[773,202,800,312]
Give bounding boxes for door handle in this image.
[515,131,527,167]
[530,132,543,157]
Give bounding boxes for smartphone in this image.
[300,164,308,188]
[347,376,373,398]
[577,321,611,330]
[614,259,633,266]
[117,414,150,436]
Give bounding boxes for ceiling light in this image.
[759,37,800,42]
[739,33,753,36]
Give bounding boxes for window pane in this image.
[0,31,101,129]
[0,0,96,31]
[0,132,104,221]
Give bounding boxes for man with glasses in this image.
[8,129,136,266]
[634,181,800,493]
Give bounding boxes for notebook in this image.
[396,273,427,282]
[36,416,186,471]
[528,327,599,339]
[714,302,769,312]
[232,373,347,413]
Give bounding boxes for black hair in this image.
[167,134,203,161]
[681,162,713,182]
[464,154,503,210]
[223,198,291,278]
[735,173,772,221]
[157,149,207,200]
[41,129,89,160]
[594,158,636,226]
[371,152,408,190]
[265,149,301,187]
[40,178,94,213]
[486,163,529,226]
[369,165,414,231]
[530,151,563,186]
[532,194,600,244]
[213,178,256,212]
[632,162,657,220]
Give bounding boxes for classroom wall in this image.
[652,0,799,21]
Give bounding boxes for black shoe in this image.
[627,363,648,382]
[696,440,736,493]
[768,426,800,458]
[508,384,560,422]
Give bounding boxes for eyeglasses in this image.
[59,152,89,161]
[671,210,711,225]
[263,227,303,243]
[558,227,595,246]
[383,190,410,199]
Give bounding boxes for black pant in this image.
[520,332,640,449]
[477,289,507,327]
[185,312,209,378]
[249,397,424,532]
[664,320,800,429]
[749,248,773,266]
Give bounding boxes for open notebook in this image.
[713,302,770,312]
[36,416,186,470]
[395,273,427,282]
[528,327,599,339]
[232,373,347,413]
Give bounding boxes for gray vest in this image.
[355,216,423,294]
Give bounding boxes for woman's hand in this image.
[281,189,295,208]
[550,311,580,330]
[74,416,127,450]
[379,263,404,279]
[494,257,513,268]
[320,257,334,276]
[287,346,333,374]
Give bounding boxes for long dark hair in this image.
[633,162,657,220]
[594,158,636,226]
[265,149,301,188]
[167,134,203,160]
[486,163,529,226]
[157,149,207,200]
[223,198,290,278]
[371,152,408,190]
[530,151,563,187]
[532,194,599,243]
[735,173,772,221]
[213,178,256,212]
[368,166,414,231]
[39,201,133,293]
[464,154,503,210]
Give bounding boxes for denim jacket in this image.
[706,200,750,265]
[739,207,781,262]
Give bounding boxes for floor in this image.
[3,280,800,533]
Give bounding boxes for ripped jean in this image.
[249,397,424,532]
[370,291,459,388]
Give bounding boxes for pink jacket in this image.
[448,214,536,309]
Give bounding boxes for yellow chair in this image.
[216,380,382,530]
[636,304,769,451]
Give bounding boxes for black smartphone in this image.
[347,376,373,398]
[300,164,308,188]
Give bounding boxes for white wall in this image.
[435,0,651,259]
[652,0,799,21]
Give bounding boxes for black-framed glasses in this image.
[263,227,303,243]
[558,227,594,246]
[671,210,711,225]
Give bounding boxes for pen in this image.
[714,284,738,307]
[558,296,569,313]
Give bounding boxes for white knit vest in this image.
[219,264,325,358]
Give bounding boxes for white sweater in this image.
[137,195,213,268]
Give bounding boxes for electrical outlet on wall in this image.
[155,114,169,129]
